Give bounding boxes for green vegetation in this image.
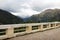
[0,29,6,35]
[0,9,23,24]
[14,27,26,33]
[43,25,47,28]
[25,9,60,23]
[0,9,60,24]
[32,26,38,30]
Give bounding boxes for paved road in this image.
[8,28,60,40]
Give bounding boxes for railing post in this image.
[6,27,14,38]
[58,23,60,27]
[38,24,43,31]
[38,25,43,30]
[48,23,51,28]
[55,23,57,28]
[47,24,50,29]
[38,25,41,30]
[53,23,56,28]
[26,26,32,33]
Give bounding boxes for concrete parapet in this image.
[0,22,60,39]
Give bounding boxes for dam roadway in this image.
[8,28,60,40]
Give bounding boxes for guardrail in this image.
[0,22,60,39]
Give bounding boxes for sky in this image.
[0,0,60,18]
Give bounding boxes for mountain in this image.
[0,9,23,24]
[26,9,60,23]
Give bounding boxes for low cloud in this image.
[0,0,60,18]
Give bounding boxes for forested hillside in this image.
[25,9,60,23]
[0,9,23,24]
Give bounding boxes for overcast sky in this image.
[0,0,60,18]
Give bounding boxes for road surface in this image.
[8,28,60,40]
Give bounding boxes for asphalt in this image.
[7,28,60,40]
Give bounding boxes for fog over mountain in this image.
[25,9,60,23]
[0,0,60,18]
[0,9,23,24]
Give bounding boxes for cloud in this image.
[11,8,39,18]
[0,0,60,18]
[31,0,60,11]
[0,0,23,12]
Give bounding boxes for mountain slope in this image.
[26,9,60,23]
[0,9,23,24]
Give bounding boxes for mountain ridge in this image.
[25,9,60,23]
[0,9,23,24]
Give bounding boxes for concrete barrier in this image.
[0,22,60,39]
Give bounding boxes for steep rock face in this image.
[26,9,60,23]
[0,9,23,24]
